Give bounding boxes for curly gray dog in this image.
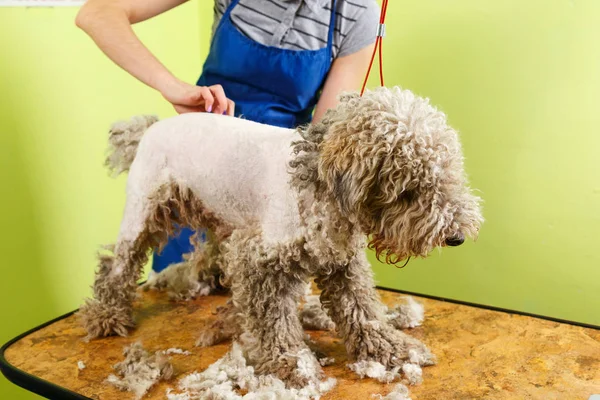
[79,86,483,387]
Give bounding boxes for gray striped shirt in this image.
[212,0,380,59]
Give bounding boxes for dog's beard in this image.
[368,236,411,265]
[367,233,441,265]
[365,201,449,265]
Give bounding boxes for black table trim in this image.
[0,310,90,400]
[379,286,600,331]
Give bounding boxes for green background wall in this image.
[0,4,203,398]
[368,0,600,328]
[1,1,599,399]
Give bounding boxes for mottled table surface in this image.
[2,288,600,400]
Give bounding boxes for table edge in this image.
[380,286,600,330]
[1,286,598,399]
[0,309,91,400]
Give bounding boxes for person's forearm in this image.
[313,45,375,123]
[75,1,180,93]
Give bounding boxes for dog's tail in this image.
[105,115,159,176]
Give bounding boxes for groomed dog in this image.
[79,87,482,387]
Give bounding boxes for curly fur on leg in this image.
[80,182,232,339]
[300,294,336,331]
[220,229,323,388]
[79,242,148,339]
[196,300,242,347]
[299,293,425,332]
[316,252,435,373]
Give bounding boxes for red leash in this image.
[360,0,389,96]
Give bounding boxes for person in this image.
[76,0,380,273]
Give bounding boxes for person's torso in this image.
[211,0,376,58]
[197,0,376,128]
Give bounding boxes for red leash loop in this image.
[360,0,389,96]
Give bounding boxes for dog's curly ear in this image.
[319,135,380,217]
[332,171,362,215]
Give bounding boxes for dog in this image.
[79,86,483,387]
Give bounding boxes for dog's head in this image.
[318,87,483,263]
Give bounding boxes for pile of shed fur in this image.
[104,277,426,399]
[166,341,337,400]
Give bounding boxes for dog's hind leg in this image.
[78,195,158,338]
[316,252,436,370]
[78,164,176,338]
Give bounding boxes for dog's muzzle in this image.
[445,233,465,247]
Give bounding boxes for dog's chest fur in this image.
[136,113,304,244]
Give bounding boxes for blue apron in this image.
[152,0,337,272]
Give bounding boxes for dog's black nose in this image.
[445,234,464,247]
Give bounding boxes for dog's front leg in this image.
[223,233,322,388]
[316,252,435,370]
[237,267,320,387]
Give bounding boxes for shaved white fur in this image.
[121,113,302,246]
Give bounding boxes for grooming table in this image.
[1,288,599,400]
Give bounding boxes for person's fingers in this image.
[209,84,228,114]
[196,86,214,112]
[227,99,235,116]
[173,104,204,114]
[181,86,213,111]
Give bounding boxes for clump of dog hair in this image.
[106,341,173,399]
[318,357,335,367]
[143,263,211,301]
[303,333,317,346]
[347,361,401,383]
[408,348,435,366]
[166,342,337,400]
[386,297,425,329]
[401,364,423,385]
[372,383,412,400]
[161,348,192,356]
[142,236,223,301]
[300,295,335,331]
[105,115,158,176]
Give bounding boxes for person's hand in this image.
[159,79,235,115]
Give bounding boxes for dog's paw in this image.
[257,350,324,388]
[352,325,436,370]
[78,299,134,339]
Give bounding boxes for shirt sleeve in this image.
[211,0,228,37]
[337,0,380,58]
